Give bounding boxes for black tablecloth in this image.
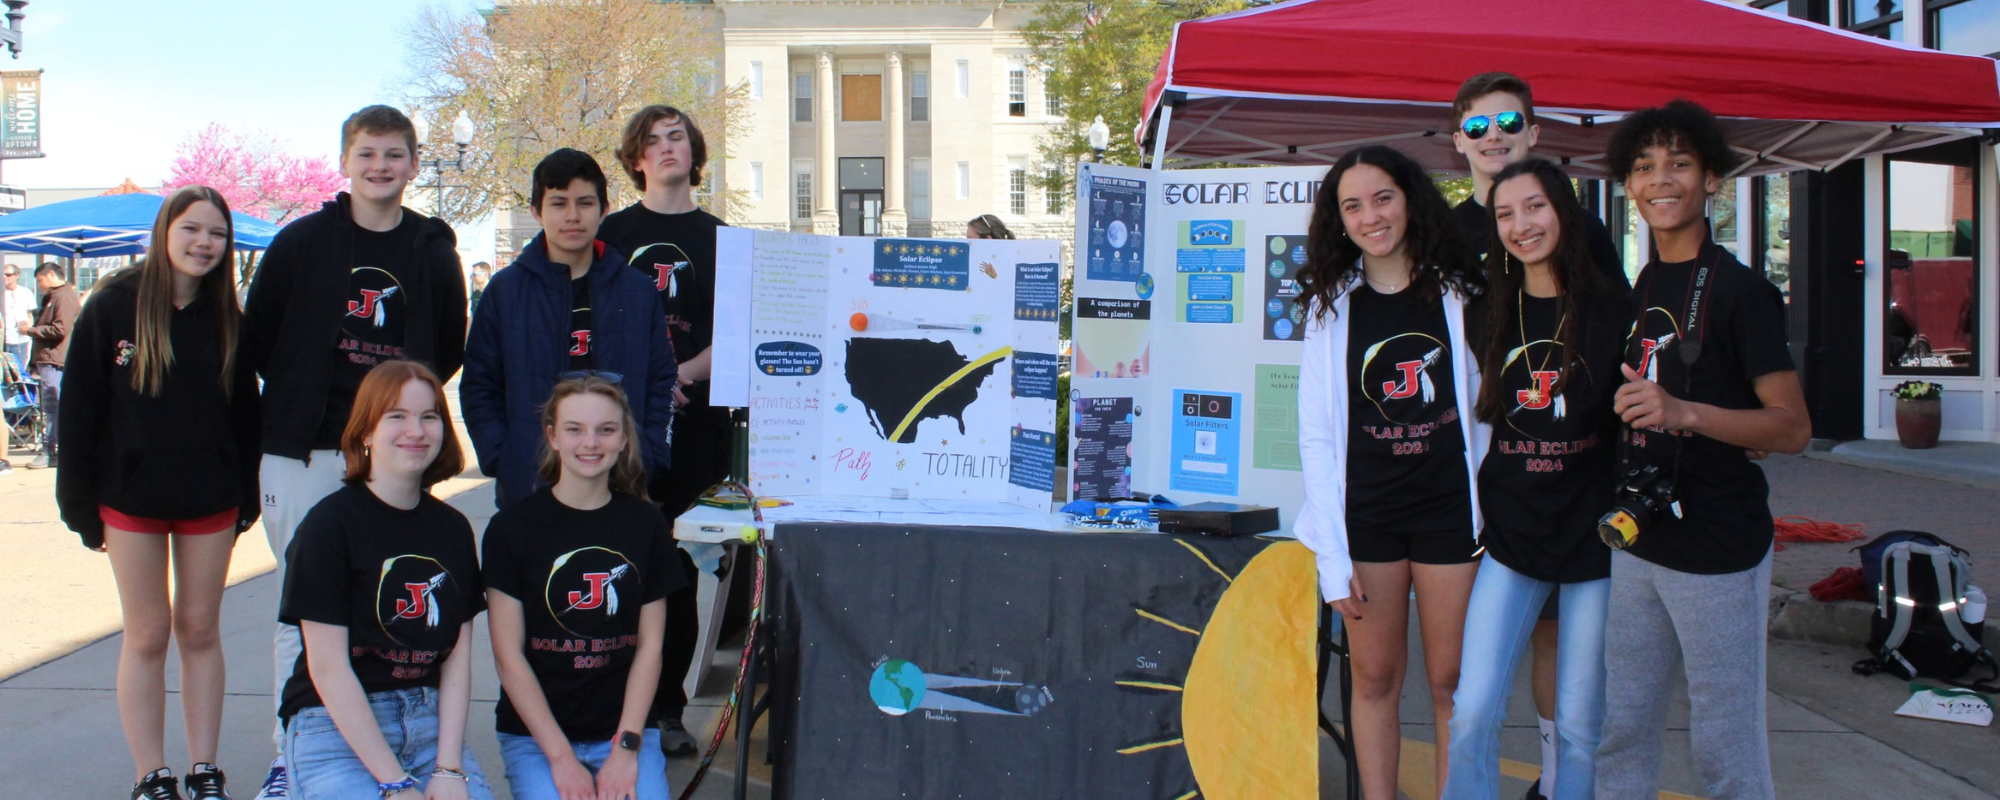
[767,522,1320,800]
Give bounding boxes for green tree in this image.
[1022,0,1257,183]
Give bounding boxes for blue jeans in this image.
[499,728,671,800]
[282,687,495,800]
[1442,557,1610,800]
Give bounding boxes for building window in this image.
[955,60,970,98]
[1712,179,1741,259]
[750,162,764,201]
[794,162,813,219]
[794,73,812,122]
[910,159,931,220]
[1758,175,1792,302]
[910,72,930,122]
[1008,158,1028,215]
[956,161,970,200]
[750,61,764,99]
[1930,0,2000,55]
[1043,70,1063,117]
[1884,151,1980,375]
[841,74,883,122]
[1007,62,1027,117]
[1845,0,1903,39]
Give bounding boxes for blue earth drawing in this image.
[869,659,928,716]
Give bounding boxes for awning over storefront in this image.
[1139,0,2000,176]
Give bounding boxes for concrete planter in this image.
[1894,397,1941,449]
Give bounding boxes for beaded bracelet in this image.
[377,774,420,798]
[431,766,470,783]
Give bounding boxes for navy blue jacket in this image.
[461,234,678,507]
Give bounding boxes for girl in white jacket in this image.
[1294,145,1488,800]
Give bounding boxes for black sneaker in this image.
[659,717,698,757]
[186,763,230,800]
[133,769,184,800]
[1521,779,1548,800]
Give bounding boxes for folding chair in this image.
[2,350,43,454]
[1318,604,1361,799]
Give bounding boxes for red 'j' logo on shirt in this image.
[1517,370,1559,410]
[1381,360,1425,400]
[570,331,591,357]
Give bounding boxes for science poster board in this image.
[1070,162,1324,521]
[712,229,1061,510]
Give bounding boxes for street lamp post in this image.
[414,110,474,221]
[1087,115,1110,163]
[1,2,28,59]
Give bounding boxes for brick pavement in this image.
[1762,453,2000,592]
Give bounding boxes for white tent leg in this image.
[1151,104,1174,171]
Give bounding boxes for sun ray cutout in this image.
[1117,737,1185,755]
[1134,608,1201,635]
[1175,540,1235,584]
[1116,680,1185,692]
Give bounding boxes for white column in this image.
[882,48,908,237]
[813,47,839,235]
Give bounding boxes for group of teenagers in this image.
[52,71,1809,800]
[1291,73,1812,800]
[56,103,739,800]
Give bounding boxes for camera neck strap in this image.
[1620,242,1724,477]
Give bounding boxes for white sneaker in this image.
[253,757,288,800]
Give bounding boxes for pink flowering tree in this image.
[162,124,347,225]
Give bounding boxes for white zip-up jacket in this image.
[1294,271,1489,602]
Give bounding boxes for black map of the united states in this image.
[845,338,1001,444]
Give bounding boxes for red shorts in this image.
[99,506,237,536]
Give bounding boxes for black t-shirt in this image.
[1454,198,1631,292]
[277,484,485,721]
[482,488,685,740]
[598,204,725,366]
[569,276,594,370]
[1470,292,1627,583]
[1343,285,1471,536]
[316,215,421,448]
[1622,241,1794,574]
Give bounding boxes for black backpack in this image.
[1850,531,1997,691]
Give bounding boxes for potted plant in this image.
[1892,380,1943,449]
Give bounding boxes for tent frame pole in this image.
[1151,103,1175,171]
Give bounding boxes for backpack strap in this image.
[1855,544,1922,679]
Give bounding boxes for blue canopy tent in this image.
[0,193,280,258]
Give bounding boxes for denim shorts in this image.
[499,728,671,800]
[283,687,495,800]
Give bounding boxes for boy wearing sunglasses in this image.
[1451,72,1628,293]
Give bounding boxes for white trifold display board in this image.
[1068,161,1328,523]
[712,228,1062,510]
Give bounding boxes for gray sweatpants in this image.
[1595,547,1774,800]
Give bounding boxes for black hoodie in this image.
[56,273,261,549]
[241,193,466,460]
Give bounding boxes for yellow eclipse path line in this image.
[1135,608,1201,635]
[1115,680,1184,692]
[1171,792,1199,800]
[886,346,1013,443]
[1117,738,1185,755]
[1175,539,1235,584]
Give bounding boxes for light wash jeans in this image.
[282,687,494,800]
[1441,557,1610,800]
[499,728,671,800]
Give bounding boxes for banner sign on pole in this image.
[1,70,43,160]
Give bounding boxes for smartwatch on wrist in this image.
[618,730,643,752]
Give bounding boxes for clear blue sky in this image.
[3,0,482,189]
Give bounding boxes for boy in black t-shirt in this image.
[242,104,467,796]
[600,104,729,756]
[1596,100,1810,800]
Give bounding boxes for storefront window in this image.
[1932,0,2000,56]
[1712,179,1740,259]
[1761,176,1792,301]
[1884,156,1980,374]
[1846,0,1904,37]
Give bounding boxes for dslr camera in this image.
[1597,463,1677,550]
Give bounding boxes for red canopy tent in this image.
[1139,0,2000,176]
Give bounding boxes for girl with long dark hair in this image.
[1293,145,1487,798]
[1442,159,1626,799]
[58,186,260,800]
[484,376,684,800]
[276,360,492,800]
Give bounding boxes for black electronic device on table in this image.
[1157,502,1279,537]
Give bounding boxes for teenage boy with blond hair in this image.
[241,104,467,798]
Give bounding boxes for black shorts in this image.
[1348,526,1481,565]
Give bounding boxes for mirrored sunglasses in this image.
[1461,111,1526,140]
[559,370,624,385]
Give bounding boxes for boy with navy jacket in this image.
[461,148,678,508]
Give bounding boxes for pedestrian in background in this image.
[57,186,262,800]
[21,260,79,469]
